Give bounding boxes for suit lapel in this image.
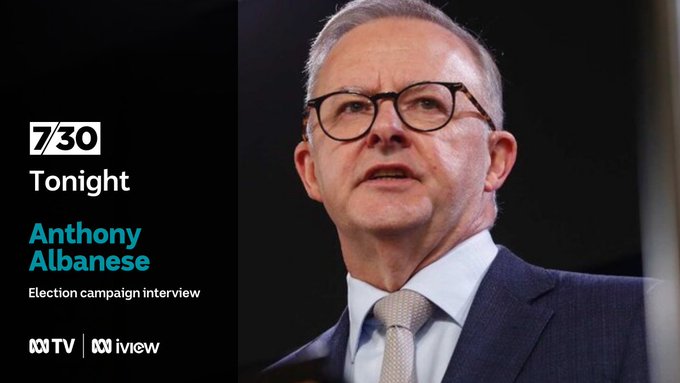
[442,247,556,383]
[323,309,350,382]
[260,309,349,382]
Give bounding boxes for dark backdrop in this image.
[238,0,643,375]
[4,0,234,380]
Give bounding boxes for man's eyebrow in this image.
[332,81,426,94]
[333,85,371,93]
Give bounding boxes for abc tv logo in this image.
[28,338,74,354]
[28,338,159,355]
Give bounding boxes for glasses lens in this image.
[318,93,374,140]
[398,83,454,131]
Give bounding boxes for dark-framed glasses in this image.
[302,81,496,142]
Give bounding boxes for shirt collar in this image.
[345,230,498,361]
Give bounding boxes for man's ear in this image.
[294,141,323,202]
[484,130,517,192]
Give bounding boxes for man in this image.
[262,0,653,382]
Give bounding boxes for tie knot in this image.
[373,289,433,333]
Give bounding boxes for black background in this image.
[238,0,646,377]
[4,0,233,380]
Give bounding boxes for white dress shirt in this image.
[343,230,498,383]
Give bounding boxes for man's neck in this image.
[340,221,488,292]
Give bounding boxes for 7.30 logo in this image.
[29,122,101,155]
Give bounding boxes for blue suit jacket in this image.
[263,247,653,382]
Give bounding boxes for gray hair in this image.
[304,0,504,131]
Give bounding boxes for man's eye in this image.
[342,102,367,113]
[418,98,440,109]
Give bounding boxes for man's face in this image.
[296,18,514,240]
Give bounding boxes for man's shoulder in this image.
[485,247,655,381]
[488,246,660,321]
[259,309,348,382]
[544,266,661,318]
[548,266,657,293]
[266,325,336,371]
[496,245,658,295]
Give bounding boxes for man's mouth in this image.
[369,169,408,180]
[363,165,416,184]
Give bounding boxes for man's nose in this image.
[365,100,411,148]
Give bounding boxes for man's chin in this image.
[350,214,429,236]
[340,198,433,234]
